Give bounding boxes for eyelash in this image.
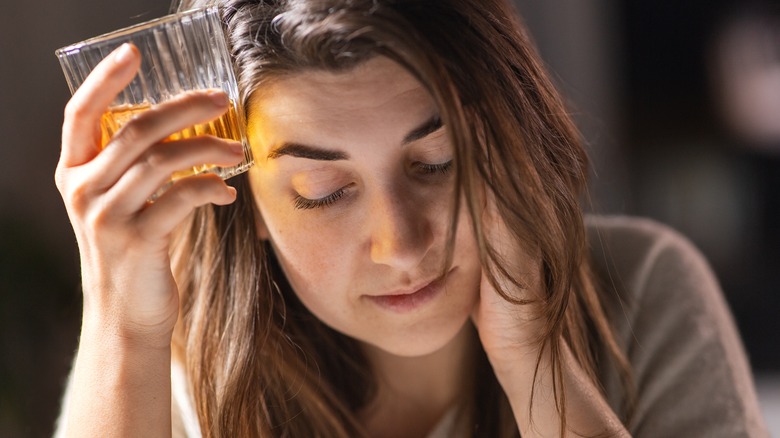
[415,160,453,175]
[294,187,349,210]
[293,160,453,210]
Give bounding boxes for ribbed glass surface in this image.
[56,7,253,181]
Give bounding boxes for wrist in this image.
[80,305,176,352]
[80,276,179,350]
[485,340,550,399]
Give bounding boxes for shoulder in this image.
[585,215,769,437]
[585,215,707,291]
[585,215,723,322]
[585,214,724,336]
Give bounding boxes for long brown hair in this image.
[170,0,632,436]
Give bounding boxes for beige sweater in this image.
[56,216,770,436]
[586,215,768,437]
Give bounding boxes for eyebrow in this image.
[402,115,443,144]
[266,114,443,161]
[267,143,347,161]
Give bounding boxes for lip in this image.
[365,269,454,313]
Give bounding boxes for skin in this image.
[56,44,628,437]
[246,57,482,358]
[245,57,483,435]
[56,43,242,437]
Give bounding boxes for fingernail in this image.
[114,43,135,64]
[208,90,229,107]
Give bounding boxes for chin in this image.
[367,313,473,358]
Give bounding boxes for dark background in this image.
[1,0,778,436]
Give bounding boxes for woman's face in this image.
[246,57,481,357]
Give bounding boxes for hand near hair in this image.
[471,200,630,437]
[57,43,242,344]
[469,200,544,371]
[54,43,242,436]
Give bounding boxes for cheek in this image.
[266,210,344,292]
[251,175,355,280]
[253,189,360,317]
[264,214,362,332]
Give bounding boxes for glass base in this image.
[148,159,254,202]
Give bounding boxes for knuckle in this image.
[59,169,103,215]
[139,147,167,172]
[54,166,67,193]
[113,119,146,148]
[84,192,123,230]
[67,181,92,214]
[84,205,113,233]
[63,98,89,122]
[112,107,163,148]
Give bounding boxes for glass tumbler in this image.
[55,6,253,183]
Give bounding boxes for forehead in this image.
[250,56,430,112]
[247,57,437,150]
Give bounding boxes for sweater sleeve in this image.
[587,215,769,438]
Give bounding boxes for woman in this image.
[54,0,768,436]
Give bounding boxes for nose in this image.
[369,186,435,270]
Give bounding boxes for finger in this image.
[135,174,237,241]
[90,90,231,190]
[60,43,141,167]
[108,136,244,213]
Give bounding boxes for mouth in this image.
[364,269,454,313]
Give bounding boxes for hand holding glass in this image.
[56,6,253,185]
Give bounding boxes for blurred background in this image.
[0,0,778,435]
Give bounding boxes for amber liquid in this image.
[100,102,245,180]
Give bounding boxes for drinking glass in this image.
[55,6,253,183]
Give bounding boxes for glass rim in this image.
[55,6,219,58]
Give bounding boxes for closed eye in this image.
[292,160,452,211]
[293,184,352,210]
[415,160,453,175]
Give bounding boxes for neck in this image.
[358,322,478,438]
